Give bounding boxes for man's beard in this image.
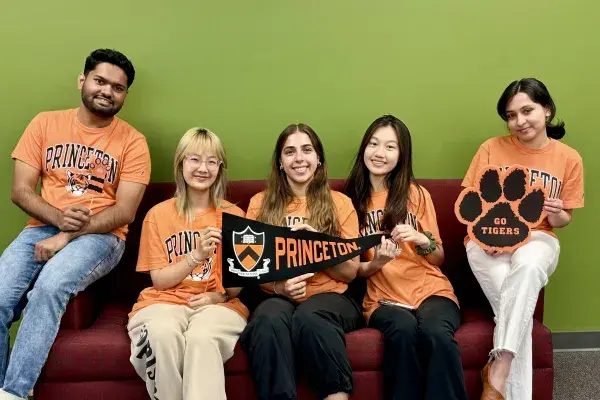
[81,93,122,118]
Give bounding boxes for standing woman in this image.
[240,123,364,400]
[463,78,584,399]
[345,115,467,400]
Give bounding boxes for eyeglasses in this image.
[184,155,223,171]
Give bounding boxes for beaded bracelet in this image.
[189,252,202,265]
[185,254,196,269]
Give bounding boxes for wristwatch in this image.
[416,231,437,256]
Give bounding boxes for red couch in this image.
[34,179,553,399]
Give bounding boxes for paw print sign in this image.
[455,165,546,251]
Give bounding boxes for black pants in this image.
[239,291,364,400]
[369,296,468,400]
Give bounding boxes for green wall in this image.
[2,1,598,333]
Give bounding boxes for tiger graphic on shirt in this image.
[164,230,215,282]
[44,142,118,197]
[65,170,90,196]
[65,170,105,196]
[189,256,214,281]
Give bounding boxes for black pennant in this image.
[220,213,385,287]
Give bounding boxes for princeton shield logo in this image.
[233,227,265,271]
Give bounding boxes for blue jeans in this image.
[0,226,125,398]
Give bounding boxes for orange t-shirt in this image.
[462,135,584,237]
[246,190,359,302]
[11,109,151,240]
[129,198,249,320]
[362,185,458,322]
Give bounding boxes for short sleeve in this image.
[136,209,168,272]
[120,132,151,184]
[462,144,490,188]
[560,155,584,209]
[11,113,45,170]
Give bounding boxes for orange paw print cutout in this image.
[455,165,546,251]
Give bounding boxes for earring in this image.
[279,164,284,171]
[317,161,322,167]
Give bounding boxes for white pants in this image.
[467,231,560,400]
[128,303,246,400]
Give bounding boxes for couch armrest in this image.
[59,288,101,330]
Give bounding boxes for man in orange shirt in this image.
[0,49,151,400]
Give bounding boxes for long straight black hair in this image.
[344,115,423,233]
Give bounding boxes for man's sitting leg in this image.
[0,226,57,393]
[0,231,124,399]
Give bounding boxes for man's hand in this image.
[58,206,92,231]
[187,292,226,309]
[67,181,146,240]
[34,232,70,261]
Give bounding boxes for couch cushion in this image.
[43,301,551,382]
[457,308,553,369]
[41,303,138,382]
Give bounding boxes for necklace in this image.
[71,109,118,210]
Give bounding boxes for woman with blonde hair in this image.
[127,128,247,400]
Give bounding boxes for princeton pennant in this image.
[219,213,385,287]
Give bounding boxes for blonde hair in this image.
[173,128,228,222]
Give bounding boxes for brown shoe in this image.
[480,363,505,400]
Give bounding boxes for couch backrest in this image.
[100,179,541,319]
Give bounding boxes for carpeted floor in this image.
[554,350,600,399]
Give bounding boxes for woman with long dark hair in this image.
[345,115,467,400]
[463,78,584,399]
